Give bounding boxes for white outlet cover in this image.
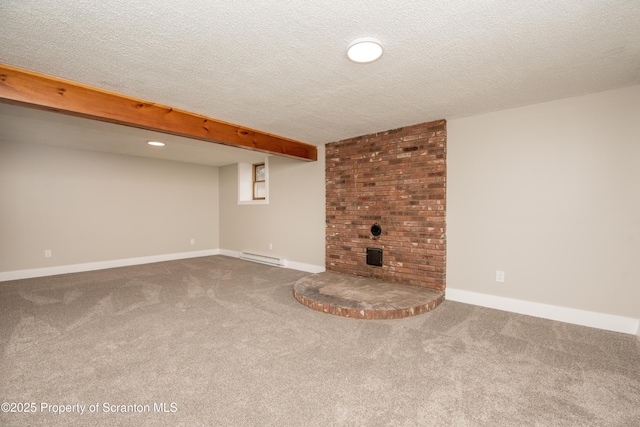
[496,270,505,282]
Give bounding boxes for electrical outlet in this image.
[45,250,52,258]
[269,243,273,250]
[190,239,195,245]
[496,270,505,283]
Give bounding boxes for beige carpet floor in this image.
[1,255,639,426]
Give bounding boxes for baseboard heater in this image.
[239,252,287,268]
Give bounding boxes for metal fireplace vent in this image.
[366,248,383,267]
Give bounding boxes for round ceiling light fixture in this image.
[347,37,383,63]
[147,141,165,147]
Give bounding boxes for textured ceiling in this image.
[1,0,639,163]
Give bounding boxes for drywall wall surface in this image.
[0,141,219,272]
[447,84,640,318]
[219,145,325,267]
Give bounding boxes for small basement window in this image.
[253,163,266,200]
[238,158,269,205]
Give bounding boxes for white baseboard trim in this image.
[446,287,640,336]
[218,249,240,258]
[0,249,220,282]
[286,260,325,274]
[219,249,325,274]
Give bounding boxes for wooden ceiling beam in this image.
[0,64,317,162]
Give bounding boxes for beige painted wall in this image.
[447,85,640,318]
[0,141,219,272]
[219,145,326,267]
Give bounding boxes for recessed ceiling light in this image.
[147,141,165,147]
[347,37,383,63]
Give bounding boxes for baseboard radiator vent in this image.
[239,252,287,268]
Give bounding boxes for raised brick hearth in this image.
[294,272,444,320]
[325,120,447,292]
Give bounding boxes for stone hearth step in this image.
[293,271,444,320]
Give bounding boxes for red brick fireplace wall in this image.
[325,120,446,291]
